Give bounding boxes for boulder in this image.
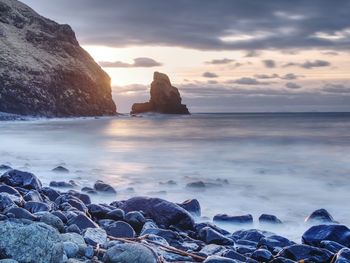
[0,169,42,190]
[333,248,350,263]
[24,201,50,213]
[198,226,234,245]
[0,219,64,263]
[0,193,16,212]
[68,214,99,231]
[0,0,116,116]
[259,214,282,224]
[6,207,38,221]
[103,243,158,263]
[213,214,253,224]
[277,244,333,262]
[131,72,190,114]
[104,221,135,238]
[305,208,337,224]
[251,249,273,262]
[94,180,117,194]
[83,227,107,246]
[52,166,69,173]
[119,196,195,230]
[178,199,201,217]
[39,212,65,233]
[302,224,350,247]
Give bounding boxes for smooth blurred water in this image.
[1,112,350,240]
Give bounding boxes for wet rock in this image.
[103,243,157,263]
[259,214,282,224]
[52,211,68,224]
[199,244,226,257]
[131,72,190,115]
[214,214,253,225]
[0,259,19,263]
[0,185,22,198]
[119,196,195,230]
[258,234,295,252]
[269,258,296,263]
[23,189,43,202]
[159,180,177,186]
[198,226,234,245]
[124,211,145,232]
[94,180,117,194]
[107,208,125,221]
[305,208,337,224]
[60,232,87,250]
[50,181,74,188]
[66,190,91,205]
[0,220,64,263]
[63,241,79,258]
[81,187,97,194]
[0,193,16,212]
[68,214,99,231]
[40,187,60,202]
[235,239,257,254]
[88,203,111,220]
[203,255,238,263]
[52,166,69,173]
[277,244,333,262]
[55,194,88,213]
[6,207,38,221]
[84,227,107,246]
[320,240,346,253]
[333,248,350,263]
[251,249,273,262]
[105,221,136,238]
[221,249,247,262]
[24,201,50,213]
[141,228,181,246]
[0,169,42,190]
[231,229,266,243]
[186,181,206,188]
[196,222,230,236]
[302,224,350,247]
[178,199,201,217]
[40,212,65,233]
[66,224,81,234]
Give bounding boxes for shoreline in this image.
[0,166,349,262]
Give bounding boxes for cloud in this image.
[205,58,234,64]
[229,77,264,85]
[254,73,301,80]
[322,83,350,93]
[322,51,339,56]
[285,82,302,89]
[99,57,162,68]
[262,59,276,68]
[254,74,279,79]
[245,50,261,57]
[202,72,219,78]
[21,0,350,51]
[283,60,331,69]
[281,73,300,80]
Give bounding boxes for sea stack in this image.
[0,0,116,116]
[131,72,190,114]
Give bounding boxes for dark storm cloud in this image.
[245,50,261,57]
[205,58,234,65]
[22,0,350,50]
[283,60,331,69]
[99,57,162,68]
[262,60,276,68]
[202,72,219,78]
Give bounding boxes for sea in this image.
[1,112,350,241]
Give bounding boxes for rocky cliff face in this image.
[131,72,189,114]
[0,0,116,116]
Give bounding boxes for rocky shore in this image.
[0,166,350,262]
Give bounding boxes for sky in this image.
[22,0,350,113]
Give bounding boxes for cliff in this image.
[131,72,190,115]
[0,0,116,116]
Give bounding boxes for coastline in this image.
[0,167,349,262]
